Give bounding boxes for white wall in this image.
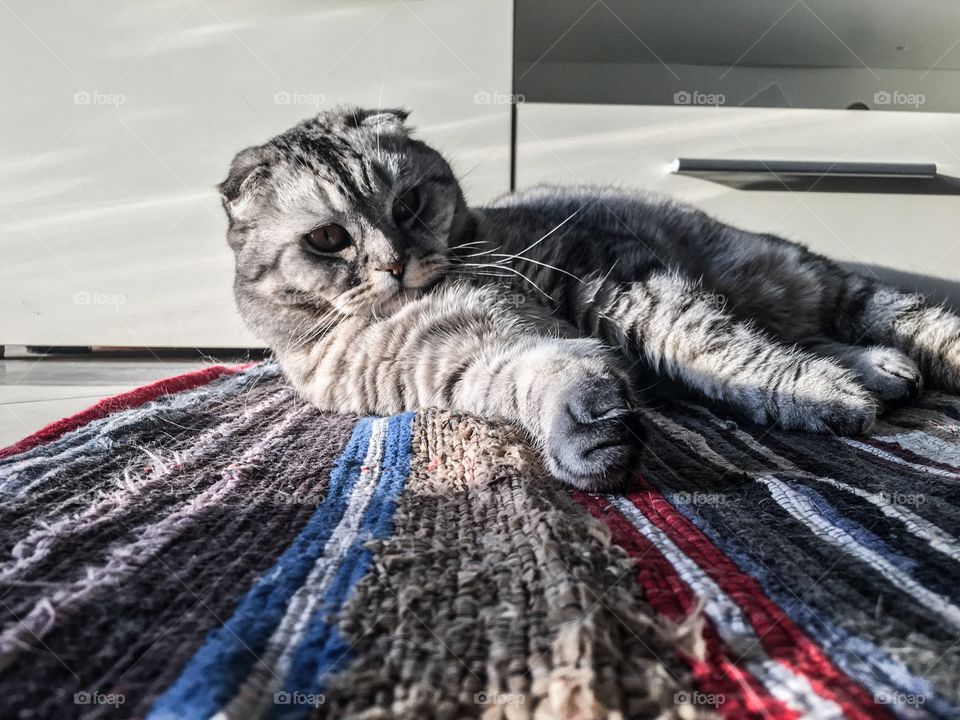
[0,0,513,347]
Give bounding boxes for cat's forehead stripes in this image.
[285,136,370,205]
[267,120,414,220]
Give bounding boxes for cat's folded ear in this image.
[348,108,410,133]
[219,144,275,216]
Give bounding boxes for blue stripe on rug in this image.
[273,412,415,720]
[787,480,918,575]
[665,490,959,720]
[147,416,377,720]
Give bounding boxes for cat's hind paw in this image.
[853,346,922,406]
[758,358,877,435]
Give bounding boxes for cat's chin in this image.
[368,287,424,317]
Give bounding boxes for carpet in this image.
[0,361,958,719]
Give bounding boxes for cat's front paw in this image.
[541,372,643,490]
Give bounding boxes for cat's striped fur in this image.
[221,108,960,489]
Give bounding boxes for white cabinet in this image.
[515,103,960,305]
[1,0,513,347]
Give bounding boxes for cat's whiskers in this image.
[283,282,374,353]
[599,257,621,286]
[282,309,323,354]
[338,283,383,318]
[489,253,584,284]
[448,269,514,282]
[447,239,489,251]
[446,210,585,288]
[285,308,339,353]
[299,296,362,345]
[455,246,502,259]
[452,261,554,301]
[494,207,584,264]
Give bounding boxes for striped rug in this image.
[0,361,957,719]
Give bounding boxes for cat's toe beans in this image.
[542,377,643,490]
[566,378,631,424]
[544,422,641,491]
[858,348,922,404]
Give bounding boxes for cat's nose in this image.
[375,259,406,277]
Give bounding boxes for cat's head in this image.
[220,107,470,341]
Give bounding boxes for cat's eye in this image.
[392,187,423,226]
[301,224,352,254]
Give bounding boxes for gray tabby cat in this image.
[221,107,960,490]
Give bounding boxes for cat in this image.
[220,107,960,490]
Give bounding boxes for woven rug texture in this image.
[0,361,958,719]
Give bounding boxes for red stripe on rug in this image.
[0,363,253,460]
[573,491,796,720]
[624,478,890,720]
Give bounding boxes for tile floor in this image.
[0,347,257,447]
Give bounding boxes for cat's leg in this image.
[677,214,960,393]
[801,337,922,405]
[587,271,876,433]
[285,283,641,490]
[830,279,960,393]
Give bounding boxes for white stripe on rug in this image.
[642,409,742,475]
[809,476,960,564]
[871,430,960,471]
[0,394,296,583]
[215,417,390,720]
[659,404,960,581]
[0,400,311,673]
[609,496,845,720]
[841,439,960,479]
[757,475,960,631]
